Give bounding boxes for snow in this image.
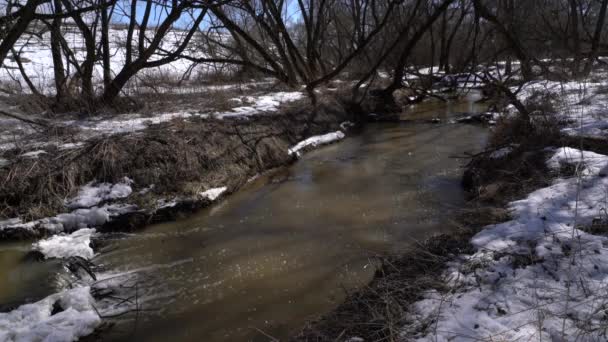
[489,146,514,159]
[66,177,133,209]
[33,228,96,260]
[214,92,304,119]
[0,287,101,342]
[0,203,137,234]
[20,150,46,158]
[61,92,304,136]
[0,26,206,94]
[156,198,178,209]
[288,131,346,157]
[200,187,227,201]
[409,147,608,341]
[58,142,85,151]
[340,121,355,131]
[514,78,608,140]
[80,111,200,134]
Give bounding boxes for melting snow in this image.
[0,204,137,234]
[215,92,304,119]
[515,79,608,140]
[67,177,133,209]
[489,146,514,159]
[409,147,608,340]
[200,187,227,201]
[288,131,345,157]
[33,228,96,260]
[0,287,101,342]
[20,150,47,158]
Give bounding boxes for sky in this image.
[111,1,303,29]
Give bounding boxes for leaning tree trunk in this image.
[0,0,40,67]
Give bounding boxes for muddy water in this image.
[0,93,488,341]
[91,96,488,342]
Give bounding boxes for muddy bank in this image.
[0,97,355,240]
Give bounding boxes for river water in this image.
[0,93,488,341]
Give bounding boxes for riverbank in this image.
[0,94,355,241]
[295,73,608,340]
[0,93,359,341]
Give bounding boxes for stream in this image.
[0,92,488,341]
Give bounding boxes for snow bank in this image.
[200,187,227,201]
[0,287,101,342]
[67,177,133,209]
[34,228,96,260]
[515,79,608,139]
[409,147,608,340]
[288,131,345,157]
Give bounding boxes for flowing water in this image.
[0,92,488,341]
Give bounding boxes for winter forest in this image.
[2,0,608,341]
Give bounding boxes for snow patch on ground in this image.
[200,187,227,201]
[489,146,514,159]
[215,92,304,119]
[33,228,96,260]
[20,150,47,158]
[80,111,200,134]
[0,287,101,342]
[409,147,608,341]
[288,131,345,157]
[63,92,304,136]
[515,79,608,140]
[67,177,133,209]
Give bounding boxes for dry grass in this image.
[0,97,350,224]
[293,223,491,342]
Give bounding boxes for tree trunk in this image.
[569,0,581,77]
[0,0,40,67]
[50,0,66,99]
[582,0,608,76]
[100,1,111,90]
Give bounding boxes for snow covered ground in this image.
[0,26,211,94]
[408,147,608,340]
[514,76,608,139]
[0,286,101,342]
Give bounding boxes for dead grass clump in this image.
[490,111,561,150]
[525,90,560,114]
[462,147,552,206]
